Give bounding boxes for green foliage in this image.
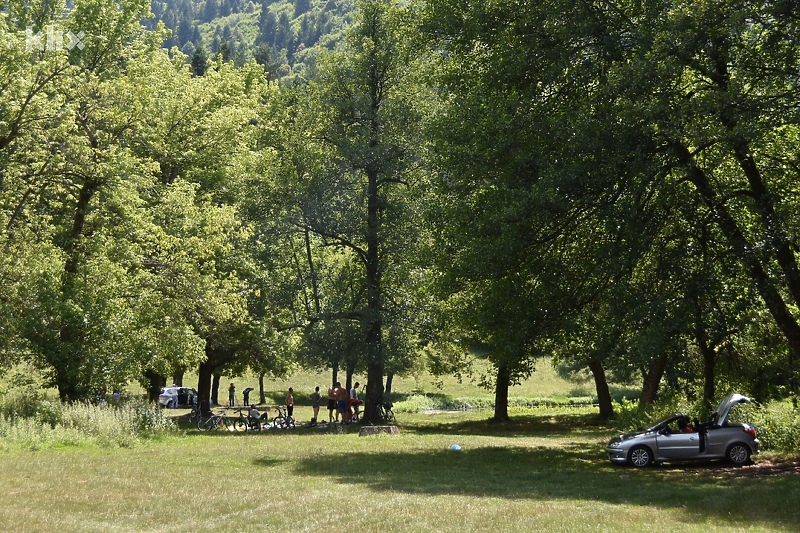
[418,0,800,410]
[392,394,597,413]
[612,396,695,435]
[737,401,800,454]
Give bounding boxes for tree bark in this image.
[56,178,99,401]
[259,372,266,405]
[492,362,510,422]
[640,353,668,404]
[588,359,614,419]
[212,373,221,406]
[197,361,214,416]
[144,369,166,403]
[196,343,235,415]
[385,372,394,396]
[363,163,385,424]
[330,361,339,388]
[698,337,716,409]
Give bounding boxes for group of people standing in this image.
[226,381,361,426]
[310,382,362,424]
[226,383,255,407]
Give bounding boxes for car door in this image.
[656,430,701,460]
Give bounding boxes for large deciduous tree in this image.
[421,0,800,409]
[1,0,271,402]
[280,0,424,423]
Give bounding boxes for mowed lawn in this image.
[0,408,797,533]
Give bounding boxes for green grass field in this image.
[1,409,798,532]
[0,409,798,532]
[1,363,797,532]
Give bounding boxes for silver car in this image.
[158,386,198,409]
[607,393,759,467]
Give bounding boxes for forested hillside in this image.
[146,0,355,82]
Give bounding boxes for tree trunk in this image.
[144,370,166,403]
[700,339,716,409]
[330,361,339,388]
[363,165,385,424]
[385,372,394,396]
[212,373,221,406]
[588,359,614,419]
[492,362,510,422]
[197,361,214,416]
[172,370,184,387]
[640,353,668,404]
[196,343,235,415]
[259,372,266,405]
[56,178,99,401]
[345,362,355,391]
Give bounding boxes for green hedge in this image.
[392,394,597,413]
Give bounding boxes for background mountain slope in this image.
[146,0,356,82]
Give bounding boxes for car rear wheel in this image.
[726,443,751,466]
[628,445,654,468]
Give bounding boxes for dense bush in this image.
[737,401,800,454]
[0,393,177,450]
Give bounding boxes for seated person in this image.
[677,416,694,433]
[249,405,262,428]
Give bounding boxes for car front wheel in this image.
[726,443,751,466]
[628,445,654,468]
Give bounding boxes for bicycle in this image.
[198,410,235,431]
[270,405,295,429]
[188,402,203,424]
[217,410,237,431]
[198,411,221,431]
[235,408,265,431]
[377,401,396,424]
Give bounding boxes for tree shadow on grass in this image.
[405,410,615,438]
[271,440,797,531]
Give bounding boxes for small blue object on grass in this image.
[450,444,462,451]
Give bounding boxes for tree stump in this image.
[358,425,400,437]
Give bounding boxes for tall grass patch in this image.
[0,394,177,450]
